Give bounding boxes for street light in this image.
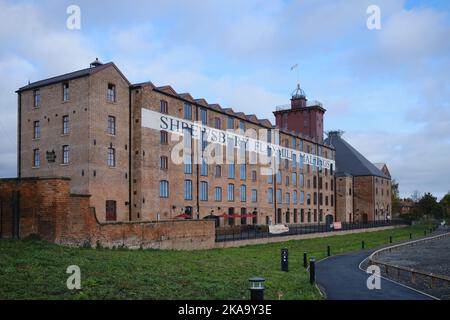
[248,277,265,300]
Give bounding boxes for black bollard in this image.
[327,245,331,257]
[410,233,412,240]
[303,252,308,269]
[424,230,427,236]
[362,240,365,249]
[309,258,316,285]
[390,236,393,244]
[281,248,288,272]
[248,277,265,301]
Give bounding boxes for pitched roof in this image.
[16,62,130,92]
[325,133,389,179]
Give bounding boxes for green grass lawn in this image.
[0,224,430,300]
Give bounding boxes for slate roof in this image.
[325,132,389,179]
[16,62,130,92]
[16,60,335,149]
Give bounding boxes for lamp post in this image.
[248,277,265,300]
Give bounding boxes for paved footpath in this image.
[315,248,434,300]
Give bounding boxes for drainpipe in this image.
[128,88,132,221]
[195,105,200,219]
[17,92,22,178]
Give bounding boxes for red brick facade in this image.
[0,178,215,250]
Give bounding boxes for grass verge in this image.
[0,224,430,300]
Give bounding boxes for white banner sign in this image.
[141,109,335,169]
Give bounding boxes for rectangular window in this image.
[201,158,208,176]
[184,154,192,174]
[228,163,235,179]
[268,188,273,204]
[227,117,234,129]
[292,154,297,169]
[215,187,222,202]
[267,168,273,184]
[200,108,207,125]
[285,192,290,204]
[227,184,235,202]
[276,170,282,184]
[292,173,297,186]
[33,149,40,167]
[105,200,117,221]
[293,191,298,205]
[251,189,257,202]
[276,189,282,204]
[239,164,246,180]
[184,180,193,200]
[33,121,40,139]
[215,165,222,178]
[240,185,247,202]
[33,90,40,108]
[160,180,169,198]
[251,170,257,182]
[239,120,246,131]
[200,182,208,201]
[107,116,116,135]
[107,84,116,102]
[300,191,305,204]
[184,103,192,120]
[300,174,304,188]
[160,100,168,114]
[214,117,221,129]
[201,131,208,151]
[63,82,69,101]
[107,147,116,167]
[62,145,69,164]
[160,131,168,144]
[63,116,70,135]
[160,156,168,170]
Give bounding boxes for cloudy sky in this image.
[0,0,449,199]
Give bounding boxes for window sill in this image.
[32,166,40,169]
[61,133,70,137]
[32,138,40,141]
[60,163,70,166]
[107,134,117,137]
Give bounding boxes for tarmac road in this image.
[315,249,434,300]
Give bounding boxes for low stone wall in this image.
[215,225,407,249]
[0,177,215,251]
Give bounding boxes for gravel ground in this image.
[372,228,450,299]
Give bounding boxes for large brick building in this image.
[325,131,392,223]
[15,59,389,226]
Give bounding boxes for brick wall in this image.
[0,177,215,250]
